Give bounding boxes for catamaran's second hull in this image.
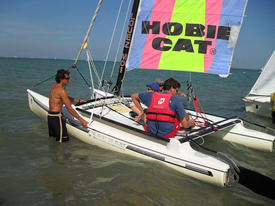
[243,96,271,118]
[184,110,274,152]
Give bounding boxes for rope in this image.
[72,65,91,88]
[86,49,95,91]
[240,117,275,133]
[110,0,132,79]
[88,50,101,83]
[192,96,210,128]
[32,74,55,87]
[100,0,125,86]
[185,80,211,128]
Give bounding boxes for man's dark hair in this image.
[163,78,181,90]
[55,69,70,83]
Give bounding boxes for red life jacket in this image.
[145,92,180,138]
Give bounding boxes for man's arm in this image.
[180,117,194,129]
[173,96,194,128]
[131,93,144,121]
[176,91,187,97]
[61,90,88,127]
[69,96,86,104]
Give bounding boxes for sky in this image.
[0,0,275,69]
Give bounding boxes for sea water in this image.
[0,57,274,205]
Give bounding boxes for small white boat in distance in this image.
[243,50,275,118]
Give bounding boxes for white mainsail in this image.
[248,50,275,96]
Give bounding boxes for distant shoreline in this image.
[0,56,262,71]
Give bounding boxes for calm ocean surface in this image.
[0,57,274,205]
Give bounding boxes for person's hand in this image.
[177,92,187,97]
[79,99,86,103]
[189,119,195,126]
[81,119,89,128]
[182,117,195,128]
[134,112,144,122]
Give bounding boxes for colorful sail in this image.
[126,0,247,75]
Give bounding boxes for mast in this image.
[73,0,104,67]
[113,0,140,95]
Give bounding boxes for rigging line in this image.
[33,2,104,89]
[239,117,275,133]
[32,74,55,87]
[183,133,217,154]
[87,49,101,84]
[73,0,103,67]
[120,70,128,97]
[178,116,240,143]
[186,74,193,102]
[86,49,95,91]
[188,112,214,124]
[32,64,90,89]
[110,0,132,78]
[75,67,91,87]
[100,0,125,85]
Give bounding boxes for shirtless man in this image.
[48,69,88,142]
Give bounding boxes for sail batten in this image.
[125,0,247,75]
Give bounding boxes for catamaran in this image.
[27,0,275,199]
[243,50,275,118]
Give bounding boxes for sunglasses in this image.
[65,77,70,80]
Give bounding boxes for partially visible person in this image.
[146,82,160,92]
[131,78,194,138]
[271,92,275,124]
[155,78,164,91]
[48,69,88,143]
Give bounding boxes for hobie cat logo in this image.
[158,98,165,105]
[142,21,231,54]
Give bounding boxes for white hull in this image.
[243,50,275,118]
[27,89,275,186]
[243,96,271,118]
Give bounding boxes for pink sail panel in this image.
[204,0,223,73]
[140,0,176,69]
